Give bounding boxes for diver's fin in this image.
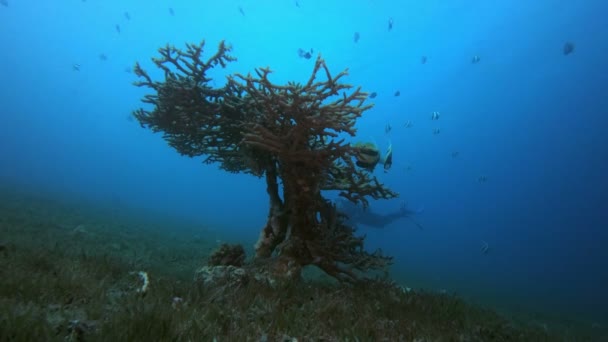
[406,216,424,230]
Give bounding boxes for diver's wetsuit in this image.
[336,199,423,229]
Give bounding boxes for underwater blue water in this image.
[1,0,607,323]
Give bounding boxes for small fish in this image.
[385,123,392,134]
[480,240,489,254]
[115,24,121,33]
[394,90,400,97]
[295,0,300,7]
[478,175,488,183]
[421,56,427,64]
[72,63,81,71]
[238,6,245,16]
[403,120,413,128]
[168,7,175,16]
[99,53,108,61]
[431,111,440,120]
[383,143,393,173]
[369,92,377,99]
[297,48,313,59]
[388,17,393,31]
[0,0,8,7]
[451,151,459,158]
[353,32,360,43]
[471,55,480,64]
[563,41,574,55]
[432,128,440,135]
[124,11,131,20]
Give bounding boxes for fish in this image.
[471,55,480,64]
[124,12,131,20]
[72,64,81,71]
[403,120,413,128]
[431,111,440,120]
[115,24,121,33]
[480,240,489,254]
[385,123,392,134]
[295,0,300,7]
[563,42,575,55]
[388,17,393,31]
[99,53,108,61]
[432,128,440,135]
[421,56,427,64]
[369,92,377,98]
[168,7,175,16]
[383,143,393,173]
[451,151,459,158]
[238,6,245,16]
[0,0,8,7]
[353,142,381,172]
[353,32,360,43]
[297,48,313,59]
[394,90,400,97]
[478,175,488,183]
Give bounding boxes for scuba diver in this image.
[342,139,422,228]
[336,199,424,230]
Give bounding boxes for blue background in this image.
[1,0,607,323]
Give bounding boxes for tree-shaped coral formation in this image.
[133,40,398,282]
